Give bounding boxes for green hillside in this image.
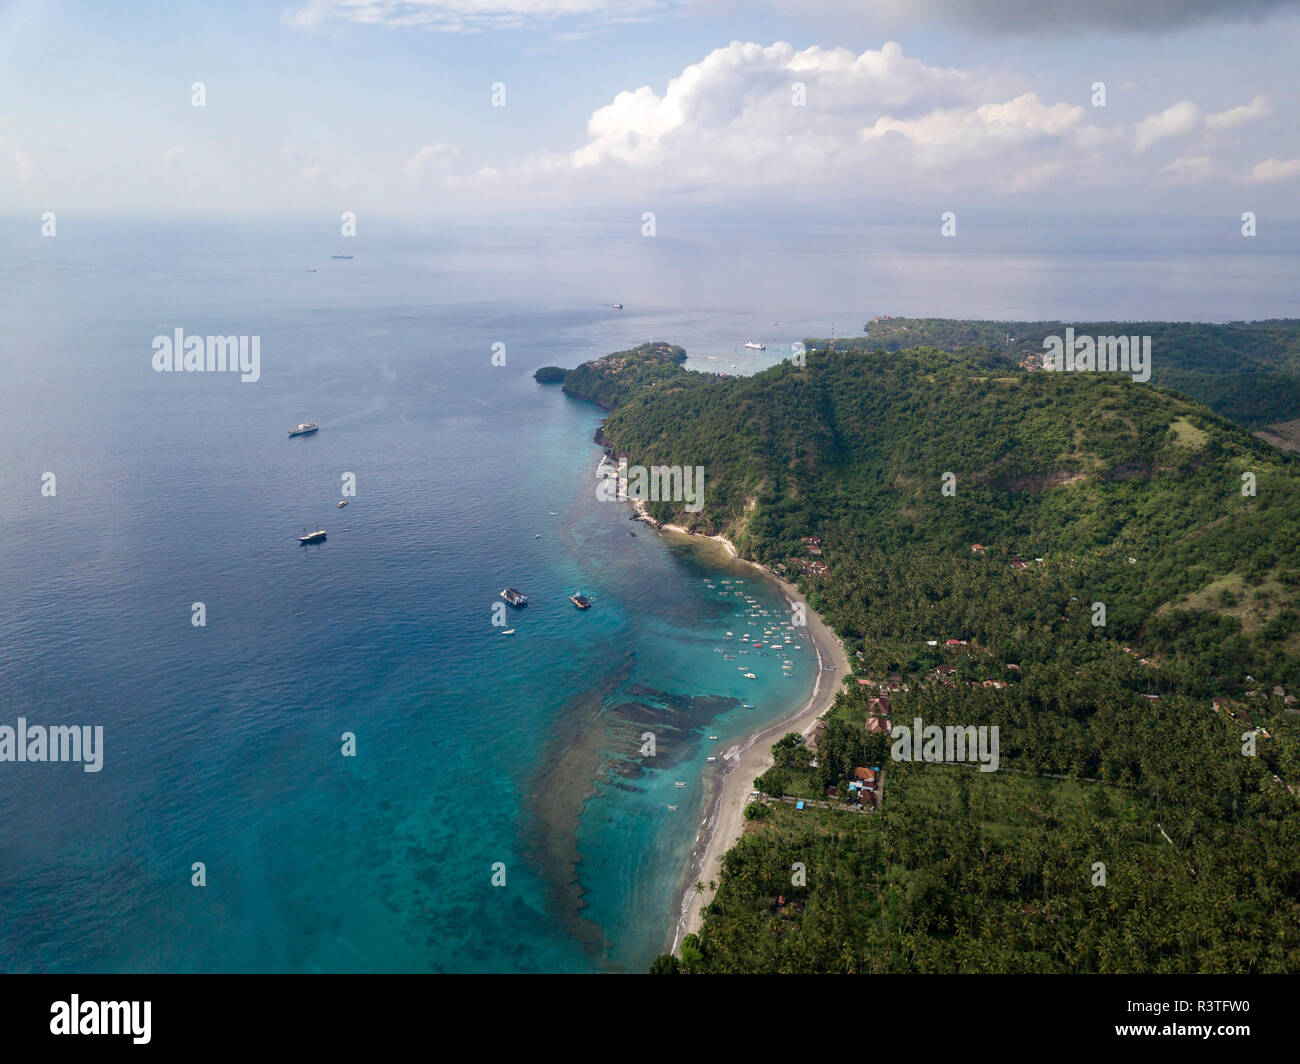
[856,318,1300,429]
[561,340,1300,973]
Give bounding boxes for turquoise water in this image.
[0,220,818,972]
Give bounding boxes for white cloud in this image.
[1205,94,1272,128]
[1245,156,1300,182]
[453,41,1169,206]
[1134,101,1199,150]
[405,143,461,174]
[283,0,663,32]
[1160,153,1212,182]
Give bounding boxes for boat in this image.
[742,704,754,709]
[744,341,765,350]
[331,255,354,260]
[569,593,592,609]
[337,499,348,508]
[667,804,678,811]
[744,672,757,679]
[299,530,326,544]
[502,629,515,635]
[709,735,719,740]
[500,588,528,607]
[706,757,717,763]
[675,781,686,788]
[610,303,623,310]
[289,422,319,437]
[304,266,317,272]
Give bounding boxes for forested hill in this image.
[558,340,1300,973]
[855,318,1300,430]
[599,342,1299,688]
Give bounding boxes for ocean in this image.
[1,217,1295,972]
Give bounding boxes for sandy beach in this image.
[650,524,852,955]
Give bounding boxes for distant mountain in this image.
[856,318,1300,432]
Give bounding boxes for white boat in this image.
[744,672,757,679]
[744,341,765,349]
[337,499,348,508]
[502,629,515,635]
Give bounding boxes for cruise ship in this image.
[744,341,766,350]
[289,422,319,437]
[500,588,528,607]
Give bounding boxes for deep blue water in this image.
[1,218,1296,972]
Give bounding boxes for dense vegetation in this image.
[533,365,568,383]
[559,338,1300,973]
[857,317,1300,429]
[559,342,687,409]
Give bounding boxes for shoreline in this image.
[636,512,851,956]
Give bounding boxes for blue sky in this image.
[1,0,1298,221]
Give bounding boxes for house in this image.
[866,716,890,734]
[946,639,963,647]
[971,544,986,554]
[853,766,877,784]
[805,720,827,755]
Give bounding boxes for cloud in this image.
[451,40,1156,206]
[283,0,665,32]
[1245,157,1300,182]
[405,143,461,174]
[1134,101,1199,150]
[1160,153,1212,182]
[1205,94,1272,128]
[789,0,1300,35]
